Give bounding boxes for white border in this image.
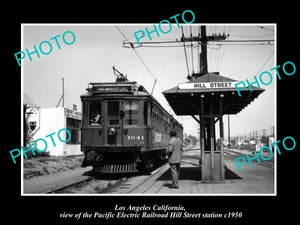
[21,23,277,196]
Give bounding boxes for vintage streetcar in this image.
[80,68,183,173]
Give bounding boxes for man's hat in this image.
[169,130,177,136]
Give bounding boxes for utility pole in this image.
[181,25,226,79]
[200,26,208,75]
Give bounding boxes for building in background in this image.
[228,126,275,147]
[26,107,81,156]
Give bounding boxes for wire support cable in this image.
[181,26,190,76]
[190,26,194,74]
[254,51,275,76]
[115,26,164,92]
[23,93,39,108]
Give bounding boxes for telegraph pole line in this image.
[182,25,226,79]
[123,26,273,80]
[200,25,208,76]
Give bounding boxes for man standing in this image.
[166,130,183,189]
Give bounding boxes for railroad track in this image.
[104,163,170,194]
[224,149,274,169]
[47,149,199,194]
[48,148,268,194]
[45,162,170,194]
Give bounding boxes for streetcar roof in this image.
[80,81,182,128]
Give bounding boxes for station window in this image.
[89,102,102,126]
[108,101,120,125]
[124,101,139,125]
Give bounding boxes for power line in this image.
[24,77,61,80]
[181,26,190,76]
[24,93,39,108]
[257,26,274,32]
[218,26,231,72]
[116,26,182,121]
[123,39,274,49]
[115,26,164,92]
[213,26,226,72]
[132,42,274,48]
[230,33,274,38]
[190,26,194,74]
[197,26,200,73]
[254,50,274,76]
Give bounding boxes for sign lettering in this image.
[178,82,242,90]
[92,86,132,93]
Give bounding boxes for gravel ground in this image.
[54,178,124,194]
[23,155,84,179]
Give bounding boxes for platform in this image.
[144,151,275,194]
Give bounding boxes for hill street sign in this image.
[178,82,241,89]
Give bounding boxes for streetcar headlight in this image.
[108,127,117,136]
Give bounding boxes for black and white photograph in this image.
[4,5,298,225]
[21,24,276,195]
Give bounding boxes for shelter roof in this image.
[163,73,264,116]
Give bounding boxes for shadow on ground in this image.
[157,165,242,181]
[82,160,168,180]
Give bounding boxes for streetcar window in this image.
[108,101,120,125]
[143,101,148,125]
[89,103,102,126]
[124,101,139,125]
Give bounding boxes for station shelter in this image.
[26,107,82,156]
[163,73,264,181]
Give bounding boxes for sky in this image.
[22,24,275,138]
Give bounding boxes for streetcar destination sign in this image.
[92,86,132,93]
[178,82,241,89]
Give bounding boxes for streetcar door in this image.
[106,101,122,145]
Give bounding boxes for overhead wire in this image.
[218,26,231,72]
[213,26,226,72]
[181,26,190,76]
[115,26,164,92]
[208,26,215,72]
[124,39,274,48]
[190,26,194,74]
[257,26,274,32]
[254,50,275,76]
[115,26,180,120]
[215,26,227,72]
[197,25,200,72]
[230,33,274,38]
[213,26,221,72]
[24,93,39,108]
[211,26,219,72]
